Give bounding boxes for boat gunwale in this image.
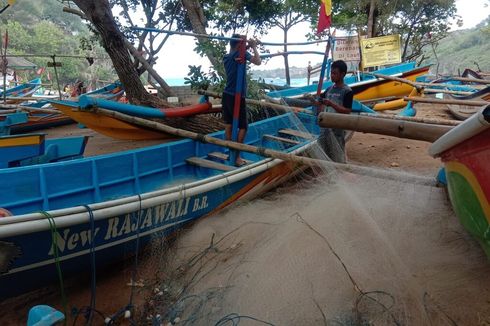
[0,138,316,237]
[429,105,490,157]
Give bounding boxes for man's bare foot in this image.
[235,158,247,167]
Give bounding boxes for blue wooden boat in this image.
[8,82,125,134]
[0,111,319,299]
[0,78,42,103]
[0,112,29,135]
[0,133,89,168]
[267,62,421,98]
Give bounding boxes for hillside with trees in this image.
[0,0,116,87]
[423,17,490,74]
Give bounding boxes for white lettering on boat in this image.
[47,195,207,255]
[48,227,100,256]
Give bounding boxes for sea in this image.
[165,77,310,87]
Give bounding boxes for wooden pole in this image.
[318,112,452,142]
[198,90,309,113]
[51,55,62,100]
[359,112,461,126]
[95,107,437,186]
[368,72,423,92]
[423,88,474,96]
[404,96,488,107]
[3,96,57,101]
[449,77,490,84]
[413,81,485,90]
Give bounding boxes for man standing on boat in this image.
[316,60,353,163]
[222,34,261,166]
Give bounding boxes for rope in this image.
[82,205,97,325]
[105,195,143,325]
[214,313,275,326]
[40,211,68,325]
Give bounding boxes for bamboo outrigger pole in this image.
[403,96,488,107]
[318,112,452,142]
[198,90,309,113]
[95,108,437,186]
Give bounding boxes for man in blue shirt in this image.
[222,34,261,166]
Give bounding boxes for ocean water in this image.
[165,77,310,87]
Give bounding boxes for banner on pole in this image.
[360,34,401,68]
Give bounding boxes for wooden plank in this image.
[263,134,301,145]
[279,128,315,140]
[186,157,236,171]
[207,151,253,164]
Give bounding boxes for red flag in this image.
[317,0,332,34]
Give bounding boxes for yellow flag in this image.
[7,0,15,5]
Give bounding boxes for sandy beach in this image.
[1,103,489,325]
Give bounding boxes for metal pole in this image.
[51,55,62,100]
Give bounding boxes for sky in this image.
[152,0,490,78]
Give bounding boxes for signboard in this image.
[47,61,62,67]
[333,36,361,62]
[360,34,401,68]
[333,35,363,72]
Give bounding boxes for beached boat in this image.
[266,62,429,104]
[0,78,42,104]
[50,97,214,140]
[446,86,490,120]
[0,111,319,299]
[9,82,125,134]
[429,105,490,257]
[0,111,28,135]
[0,133,88,168]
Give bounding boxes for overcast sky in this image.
[153,0,490,78]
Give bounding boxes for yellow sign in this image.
[360,35,401,68]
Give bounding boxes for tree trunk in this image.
[180,0,223,75]
[283,29,291,85]
[72,0,162,106]
[367,0,376,38]
[68,1,224,132]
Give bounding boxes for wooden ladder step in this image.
[279,128,315,140]
[207,152,253,164]
[186,157,236,171]
[263,134,301,145]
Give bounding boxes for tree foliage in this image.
[0,0,116,85]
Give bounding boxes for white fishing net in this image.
[137,112,490,326]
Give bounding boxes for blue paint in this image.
[75,95,166,119]
[0,112,320,299]
[0,112,28,135]
[27,305,64,326]
[0,78,41,98]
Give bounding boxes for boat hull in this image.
[353,66,429,102]
[441,128,490,256]
[53,102,172,140]
[431,106,490,257]
[0,113,317,298]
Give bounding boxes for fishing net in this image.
[133,111,490,326]
[3,106,489,326]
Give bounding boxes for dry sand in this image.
[1,103,489,325]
